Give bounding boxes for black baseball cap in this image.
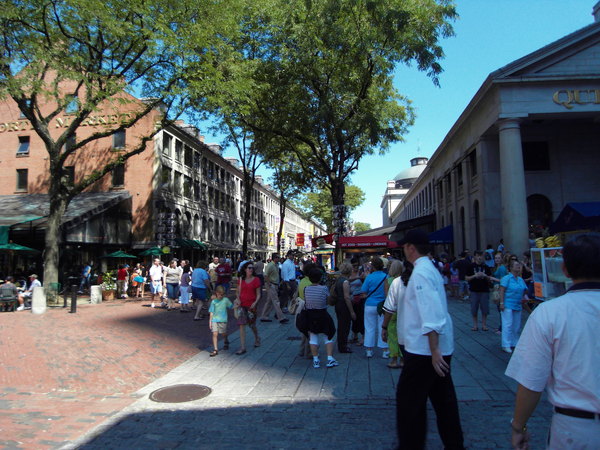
[396,229,430,246]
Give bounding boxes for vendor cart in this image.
[530,247,572,302]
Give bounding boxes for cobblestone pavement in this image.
[59,295,552,450]
[0,289,553,450]
[0,295,236,449]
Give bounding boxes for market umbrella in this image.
[101,250,137,258]
[0,242,41,253]
[137,247,165,257]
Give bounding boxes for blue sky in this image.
[204,0,594,228]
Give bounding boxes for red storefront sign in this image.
[337,235,397,248]
[296,233,305,246]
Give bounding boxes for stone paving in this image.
[59,296,553,450]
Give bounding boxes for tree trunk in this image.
[44,195,68,295]
[277,194,287,255]
[330,178,346,267]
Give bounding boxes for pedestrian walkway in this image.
[62,297,552,449]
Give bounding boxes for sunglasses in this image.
[246,266,254,270]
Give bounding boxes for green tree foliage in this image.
[353,222,372,233]
[0,0,240,287]
[217,0,455,224]
[296,185,366,233]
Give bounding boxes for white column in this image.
[498,119,529,255]
[31,286,47,315]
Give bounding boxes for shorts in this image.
[212,322,228,334]
[166,283,180,299]
[150,281,163,294]
[191,287,207,301]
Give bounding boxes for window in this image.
[193,152,201,171]
[16,169,28,191]
[184,146,193,167]
[65,95,78,114]
[446,173,452,193]
[469,151,477,177]
[112,130,125,150]
[174,171,182,194]
[63,166,75,186]
[162,133,172,156]
[194,181,200,201]
[184,176,192,198]
[161,166,171,189]
[175,140,183,162]
[523,142,550,171]
[456,164,463,186]
[17,136,30,155]
[112,164,125,186]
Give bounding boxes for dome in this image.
[393,157,428,182]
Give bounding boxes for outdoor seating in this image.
[0,294,18,312]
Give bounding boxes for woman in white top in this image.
[163,260,183,311]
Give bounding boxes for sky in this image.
[201,0,595,229]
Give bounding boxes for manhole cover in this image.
[149,384,212,403]
[286,336,302,341]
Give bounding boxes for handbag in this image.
[491,284,501,304]
[287,286,302,314]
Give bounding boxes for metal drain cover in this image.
[149,384,212,403]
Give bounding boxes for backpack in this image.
[327,280,339,306]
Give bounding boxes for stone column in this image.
[498,119,529,255]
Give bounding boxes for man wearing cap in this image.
[505,234,600,449]
[18,274,41,310]
[394,229,464,449]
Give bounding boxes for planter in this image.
[102,289,116,301]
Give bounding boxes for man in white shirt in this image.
[280,250,296,314]
[149,258,165,308]
[17,274,41,310]
[394,229,464,449]
[505,234,600,449]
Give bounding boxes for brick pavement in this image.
[62,295,554,450]
[0,296,236,449]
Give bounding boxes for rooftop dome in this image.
[393,157,428,182]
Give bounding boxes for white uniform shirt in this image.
[402,256,454,356]
[505,283,600,413]
[383,277,406,345]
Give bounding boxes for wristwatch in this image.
[510,419,527,433]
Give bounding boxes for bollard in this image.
[31,286,47,315]
[63,287,69,308]
[90,285,102,304]
[69,285,77,313]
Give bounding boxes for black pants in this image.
[334,300,351,351]
[396,352,464,450]
[351,299,365,335]
[280,280,297,310]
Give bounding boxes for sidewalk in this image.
[62,297,552,450]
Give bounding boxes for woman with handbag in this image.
[359,256,389,358]
[234,261,262,354]
[333,263,356,353]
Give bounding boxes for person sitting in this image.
[0,276,19,311]
[18,274,41,310]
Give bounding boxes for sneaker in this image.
[366,350,373,358]
[326,358,339,368]
[280,318,290,324]
[282,307,290,314]
[16,305,25,311]
[313,359,320,369]
[151,303,156,308]
[382,350,390,359]
[501,347,512,354]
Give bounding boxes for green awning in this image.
[101,250,137,258]
[0,227,8,245]
[174,238,208,250]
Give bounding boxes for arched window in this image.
[193,214,200,240]
[175,209,182,238]
[527,194,553,227]
[202,216,208,241]
[220,221,225,242]
[214,219,220,241]
[208,218,214,241]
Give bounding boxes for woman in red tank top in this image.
[234,261,262,354]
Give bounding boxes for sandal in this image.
[482,326,489,331]
[254,338,261,348]
[209,350,218,357]
[235,349,247,355]
[471,327,478,331]
[387,362,401,369]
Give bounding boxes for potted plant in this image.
[100,270,117,301]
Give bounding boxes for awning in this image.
[429,225,454,244]
[338,235,398,249]
[174,238,208,250]
[311,233,335,247]
[389,214,436,242]
[550,202,600,234]
[0,192,131,230]
[355,224,397,237]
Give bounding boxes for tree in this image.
[353,222,371,233]
[0,0,239,288]
[206,0,455,260]
[296,185,366,233]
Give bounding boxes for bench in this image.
[0,295,18,312]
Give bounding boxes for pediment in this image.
[491,22,600,80]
